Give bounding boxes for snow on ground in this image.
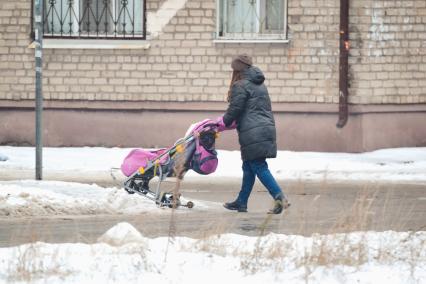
[0,153,7,162]
[0,146,426,183]
[0,146,130,183]
[0,180,213,217]
[0,146,424,217]
[0,147,425,282]
[0,222,425,284]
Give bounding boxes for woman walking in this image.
[217,54,290,214]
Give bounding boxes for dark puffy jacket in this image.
[223,66,277,161]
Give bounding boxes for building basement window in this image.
[216,0,288,42]
[38,0,146,39]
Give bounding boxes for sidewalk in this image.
[1,146,426,185]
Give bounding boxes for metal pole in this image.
[35,0,43,180]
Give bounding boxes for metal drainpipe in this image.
[336,0,350,128]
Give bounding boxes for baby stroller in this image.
[121,119,220,209]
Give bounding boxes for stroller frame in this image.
[122,121,219,209]
[123,133,196,208]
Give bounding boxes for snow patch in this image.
[98,222,146,246]
[0,180,154,216]
[0,180,210,217]
[1,146,425,183]
[0,153,7,161]
[0,229,425,283]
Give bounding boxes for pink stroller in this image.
[121,119,221,208]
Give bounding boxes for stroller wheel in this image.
[168,196,181,208]
[186,201,194,209]
[124,187,135,194]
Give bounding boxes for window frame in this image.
[32,0,147,40]
[214,0,289,43]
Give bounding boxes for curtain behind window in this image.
[265,0,284,32]
[226,0,258,34]
[219,0,285,38]
[116,0,143,34]
[44,0,143,36]
[44,0,79,35]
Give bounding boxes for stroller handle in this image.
[189,123,218,135]
[142,121,219,169]
[158,123,218,158]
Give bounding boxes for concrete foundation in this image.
[1,101,425,152]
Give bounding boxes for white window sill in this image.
[213,39,289,43]
[28,38,151,49]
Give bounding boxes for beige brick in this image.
[124,78,138,85]
[189,10,204,17]
[152,64,168,71]
[296,87,311,94]
[109,78,124,85]
[154,78,169,85]
[146,71,161,78]
[190,25,205,32]
[175,25,189,32]
[190,64,205,71]
[47,63,62,70]
[192,79,207,86]
[107,64,121,70]
[100,84,114,93]
[136,64,152,71]
[170,79,184,85]
[286,80,301,87]
[172,86,186,93]
[186,33,201,40]
[122,64,137,70]
[93,78,108,85]
[174,48,191,55]
[116,71,130,78]
[200,1,215,9]
[158,86,173,93]
[78,63,92,70]
[208,79,223,86]
[49,78,63,85]
[127,86,141,93]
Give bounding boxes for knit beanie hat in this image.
[231,54,253,71]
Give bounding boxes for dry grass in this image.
[226,178,424,276]
[7,243,70,282]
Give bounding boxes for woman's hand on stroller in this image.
[215,116,237,132]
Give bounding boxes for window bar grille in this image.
[114,0,117,38]
[68,0,73,37]
[133,0,135,37]
[121,0,126,37]
[102,0,108,37]
[59,0,63,36]
[217,0,287,41]
[39,0,145,39]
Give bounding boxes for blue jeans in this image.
[236,159,285,207]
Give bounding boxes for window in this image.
[216,0,287,41]
[41,0,145,39]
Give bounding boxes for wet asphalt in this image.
[0,178,425,247]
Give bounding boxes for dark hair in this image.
[226,70,243,102]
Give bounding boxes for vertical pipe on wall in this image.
[337,0,349,128]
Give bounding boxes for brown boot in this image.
[268,198,290,214]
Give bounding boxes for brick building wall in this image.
[349,0,426,104]
[0,0,425,151]
[0,0,424,104]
